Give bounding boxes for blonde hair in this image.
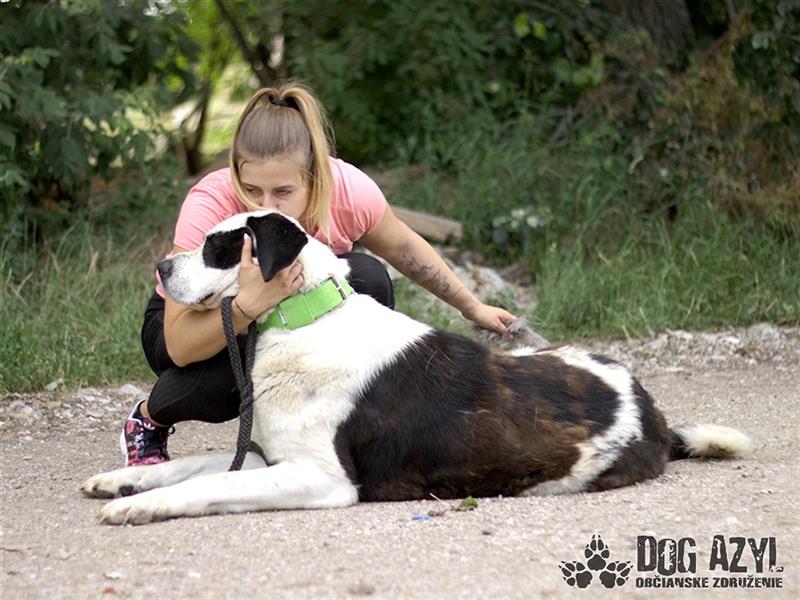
[230,81,334,239]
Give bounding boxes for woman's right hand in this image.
[234,234,304,319]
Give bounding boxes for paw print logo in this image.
[559,561,593,589]
[559,534,632,589]
[585,534,611,570]
[599,561,633,589]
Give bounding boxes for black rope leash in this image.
[220,296,263,471]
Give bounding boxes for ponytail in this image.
[230,81,335,240]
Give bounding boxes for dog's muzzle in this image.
[157,258,174,283]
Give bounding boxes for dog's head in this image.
[158,211,309,309]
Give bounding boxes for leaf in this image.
[532,19,547,41]
[751,32,773,50]
[0,81,13,111]
[513,13,531,39]
[0,125,16,150]
[456,496,479,511]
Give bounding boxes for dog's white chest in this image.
[248,296,431,471]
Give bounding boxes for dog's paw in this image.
[559,561,593,588]
[598,560,632,588]
[100,488,180,525]
[584,533,611,571]
[81,467,150,499]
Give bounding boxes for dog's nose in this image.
[157,258,174,282]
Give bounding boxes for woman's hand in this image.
[234,234,304,319]
[461,301,516,336]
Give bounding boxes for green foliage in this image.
[0,156,185,394]
[582,1,800,232]
[0,0,196,231]
[279,0,612,164]
[387,113,799,340]
[535,201,800,340]
[2,0,798,393]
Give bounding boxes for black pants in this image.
[141,252,394,426]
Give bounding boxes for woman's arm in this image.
[163,236,303,366]
[361,207,515,334]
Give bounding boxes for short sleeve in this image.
[173,169,245,251]
[338,161,388,240]
[174,191,227,251]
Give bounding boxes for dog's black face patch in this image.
[202,227,247,270]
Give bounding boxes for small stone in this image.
[348,582,376,596]
[116,383,148,401]
[104,571,124,580]
[746,323,781,341]
[45,378,64,392]
[667,329,694,341]
[644,334,668,352]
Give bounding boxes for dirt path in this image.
[2,329,798,599]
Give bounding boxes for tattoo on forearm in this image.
[400,254,453,299]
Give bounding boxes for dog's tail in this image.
[669,424,753,461]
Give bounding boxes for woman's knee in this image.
[342,252,395,309]
[146,355,242,426]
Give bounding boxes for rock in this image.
[746,323,781,342]
[45,379,64,392]
[666,330,694,342]
[115,383,148,402]
[644,334,668,352]
[9,401,34,422]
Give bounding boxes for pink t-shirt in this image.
[155,157,387,297]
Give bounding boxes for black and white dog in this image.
[82,211,751,525]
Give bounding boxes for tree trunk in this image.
[180,84,212,176]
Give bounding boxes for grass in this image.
[534,203,800,340]
[2,114,798,394]
[0,220,168,394]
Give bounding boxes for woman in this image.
[123,81,516,466]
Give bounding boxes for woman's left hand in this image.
[462,302,517,336]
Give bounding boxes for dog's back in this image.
[331,328,672,500]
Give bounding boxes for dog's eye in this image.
[203,228,247,269]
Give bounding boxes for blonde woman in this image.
[122,81,516,466]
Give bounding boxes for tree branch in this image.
[213,0,274,86]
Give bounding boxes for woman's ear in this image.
[246,214,309,281]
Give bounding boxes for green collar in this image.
[258,276,353,332]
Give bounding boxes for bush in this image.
[0,0,196,232]
[583,0,800,232]
[281,0,614,164]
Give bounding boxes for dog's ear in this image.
[246,213,309,281]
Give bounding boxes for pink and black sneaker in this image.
[119,402,173,466]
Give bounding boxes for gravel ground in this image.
[1,325,798,599]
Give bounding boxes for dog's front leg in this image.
[99,460,357,525]
[81,452,266,499]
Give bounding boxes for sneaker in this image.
[119,401,173,466]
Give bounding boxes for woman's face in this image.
[238,156,310,220]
